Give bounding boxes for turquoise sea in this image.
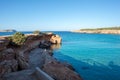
[1,31,120,80]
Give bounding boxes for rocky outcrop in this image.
[0,60,18,77]
[32,48,81,80]
[0,33,60,77]
[50,35,62,44]
[0,48,18,77]
[29,48,82,80]
[16,50,29,69]
[0,48,15,61]
[0,38,9,51]
[0,33,82,80]
[42,61,82,80]
[39,40,51,49]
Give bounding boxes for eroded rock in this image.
[39,40,51,49]
[42,61,82,80]
[0,48,15,61]
[0,60,18,77]
[0,39,9,51]
[16,50,29,70]
[50,35,62,44]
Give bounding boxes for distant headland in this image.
[0,29,16,32]
[72,27,120,34]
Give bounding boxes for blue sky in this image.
[0,0,120,31]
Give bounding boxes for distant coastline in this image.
[0,29,16,32]
[72,27,120,34]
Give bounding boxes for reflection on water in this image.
[50,44,61,50]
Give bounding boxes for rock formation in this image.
[42,61,82,80]
[0,37,9,51]
[50,34,62,44]
[0,33,82,80]
[0,48,18,78]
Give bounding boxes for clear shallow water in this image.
[53,31,120,80]
[1,31,120,80]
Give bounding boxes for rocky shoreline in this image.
[0,33,82,80]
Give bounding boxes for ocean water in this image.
[1,31,120,80]
[53,31,120,80]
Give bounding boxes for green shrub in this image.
[12,32,26,45]
[7,36,12,41]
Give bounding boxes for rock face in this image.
[0,38,9,51]
[0,48,15,61]
[29,48,82,80]
[42,61,82,80]
[50,35,62,44]
[0,60,18,77]
[39,40,51,49]
[0,48,18,77]
[16,50,29,69]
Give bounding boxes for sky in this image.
[0,0,120,31]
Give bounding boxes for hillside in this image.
[72,27,120,34]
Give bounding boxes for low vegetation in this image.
[80,26,120,31]
[8,32,26,45]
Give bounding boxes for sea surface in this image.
[1,31,120,80]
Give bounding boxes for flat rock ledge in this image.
[0,33,82,80]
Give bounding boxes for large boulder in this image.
[50,35,62,44]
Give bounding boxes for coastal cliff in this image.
[0,32,82,80]
[72,27,120,34]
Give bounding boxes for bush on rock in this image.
[12,32,26,45]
